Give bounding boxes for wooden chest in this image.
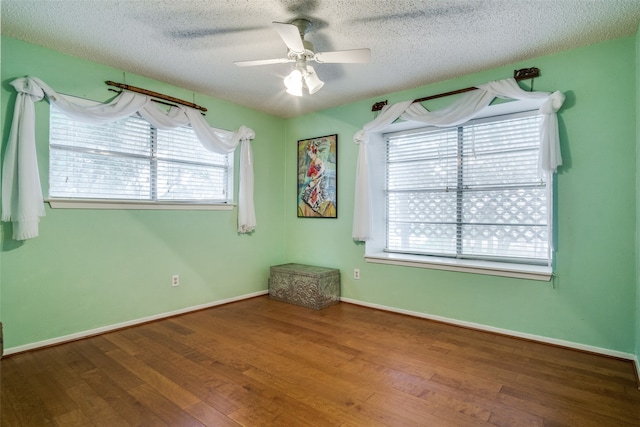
[269,263,340,310]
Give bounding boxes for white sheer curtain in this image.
[2,76,257,240]
[352,77,565,241]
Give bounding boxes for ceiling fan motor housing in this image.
[288,40,316,61]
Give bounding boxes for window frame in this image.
[364,99,553,281]
[47,98,235,211]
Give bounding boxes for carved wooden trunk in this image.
[269,263,340,310]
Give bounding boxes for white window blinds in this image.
[385,111,550,265]
[49,104,233,203]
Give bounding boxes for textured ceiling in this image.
[2,0,640,118]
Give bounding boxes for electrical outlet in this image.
[172,275,179,287]
[354,269,360,280]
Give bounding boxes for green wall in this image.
[285,36,638,355]
[2,34,639,359]
[636,23,640,365]
[0,37,287,349]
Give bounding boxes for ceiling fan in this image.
[233,19,371,96]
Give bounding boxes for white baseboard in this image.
[340,297,637,362]
[634,357,640,389]
[4,290,268,356]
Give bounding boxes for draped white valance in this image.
[352,77,565,241]
[2,76,257,240]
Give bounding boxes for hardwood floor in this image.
[1,296,639,426]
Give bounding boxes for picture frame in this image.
[297,134,338,218]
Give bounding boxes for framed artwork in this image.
[297,134,338,218]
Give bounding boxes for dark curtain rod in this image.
[371,67,540,112]
[105,80,208,112]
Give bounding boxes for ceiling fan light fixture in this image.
[284,69,304,96]
[284,65,323,96]
[304,66,324,94]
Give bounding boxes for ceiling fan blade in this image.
[314,48,371,64]
[233,57,293,67]
[272,21,305,54]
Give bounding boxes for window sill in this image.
[46,198,235,211]
[364,252,552,281]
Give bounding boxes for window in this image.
[48,103,233,206]
[380,109,552,271]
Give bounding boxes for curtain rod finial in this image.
[372,100,387,112]
[513,67,539,80]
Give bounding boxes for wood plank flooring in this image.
[1,296,639,426]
